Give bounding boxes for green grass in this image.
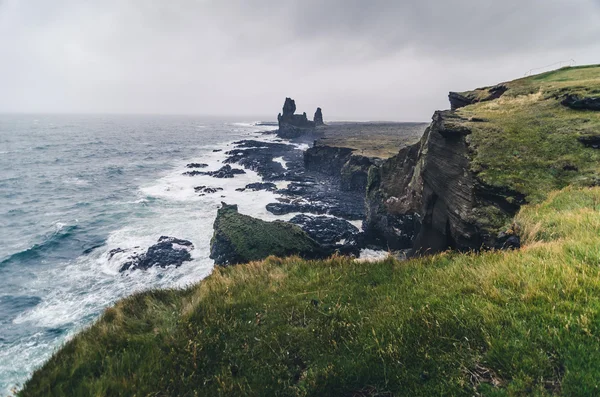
[20,187,600,396]
[457,65,600,203]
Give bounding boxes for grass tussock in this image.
[19,187,600,396]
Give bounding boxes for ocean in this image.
[0,114,300,394]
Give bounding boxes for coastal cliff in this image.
[366,65,600,254]
[19,65,600,397]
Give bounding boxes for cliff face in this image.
[367,65,600,254]
[365,111,523,253]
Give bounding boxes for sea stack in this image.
[277,97,323,138]
[314,107,324,126]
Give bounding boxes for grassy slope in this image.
[20,187,600,396]
[458,65,600,203]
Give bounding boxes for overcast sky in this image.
[0,0,599,121]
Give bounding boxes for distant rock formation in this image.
[314,107,324,126]
[277,98,323,138]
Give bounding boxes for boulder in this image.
[210,203,327,266]
[118,236,194,272]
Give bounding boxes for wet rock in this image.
[289,214,359,245]
[186,163,208,169]
[191,165,246,178]
[562,94,600,111]
[118,236,194,272]
[236,182,277,192]
[194,186,224,195]
[223,140,300,181]
[183,170,205,176]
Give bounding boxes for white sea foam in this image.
[3,124,344,394]
[356,249,389,262]
[273,156,288,170]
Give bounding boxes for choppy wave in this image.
[0,224,79,267]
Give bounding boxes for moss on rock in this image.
[210,203,326,265]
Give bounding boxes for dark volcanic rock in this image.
[266,196,364,220]
[365,110,525,254]
[448,92,476,111]
[186,163,208,169]
[578,135,600,148]
[118,236,194,272]
[562,94,600,111]
[289,214,359,245]
[192,165,246,178]
[210,203,328,266]
[224,140,298,181]
[304,146,354,176]
[237,182,278,192]
[314,107,324,126]
[449,84,507,110]
[277,97,318,138]
[194,186,224,195]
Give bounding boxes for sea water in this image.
[0,114,295,393]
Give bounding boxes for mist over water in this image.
[0,114,287,393]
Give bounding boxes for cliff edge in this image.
[366,65,600,253]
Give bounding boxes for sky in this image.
[0,0,599,121]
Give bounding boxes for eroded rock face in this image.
[117,236,194,272]
[364,110,523,254]
[277,97,319,139]
[210,203,327,266]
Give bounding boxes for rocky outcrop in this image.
[304,145,378,193]
[210,203,326,266]
[365,110,523,254]
[116,236,194,272]
[185,165,246,178]
[304,145,354,176]
[561,94,600,111]
[210,204,362,265]
[449,84,507,110]
[277,98,323,138]
[288,214,361,246]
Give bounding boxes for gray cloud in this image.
[0,0,599,120]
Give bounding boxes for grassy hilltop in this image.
[457,65,600,202]
[20,66,600,396]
